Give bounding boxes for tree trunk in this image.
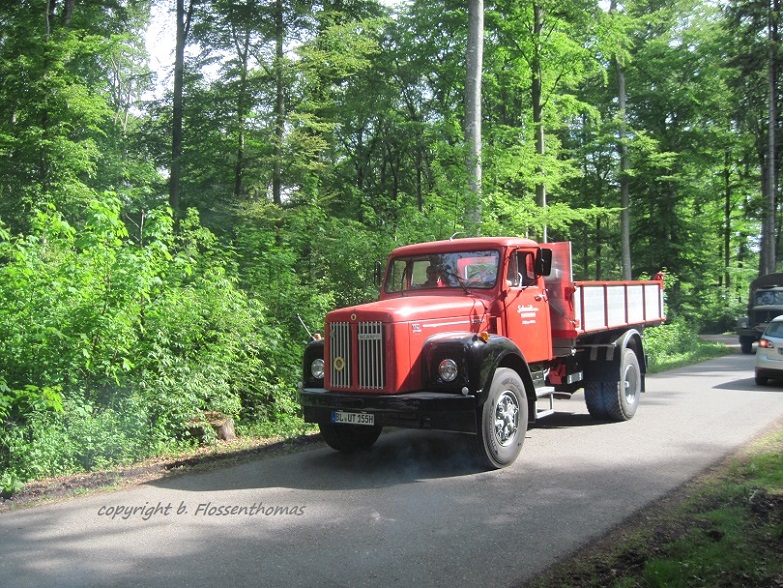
[760,0,779,276]
[273,0,285,205]
[62,0,75,26]
[233,29,251,200]
[611,0,632,280]
[46,0,57,38]
[723,149,732,290]
[532,2,546,242]
[170,0,190,218]
[465,0,483,233]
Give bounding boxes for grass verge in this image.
[528,422,783,588]
[645,328,734,374]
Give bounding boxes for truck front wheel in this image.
[472,368,529,469]
[318,421,383,453]
[740,336,754,355]
[584,348,641,422]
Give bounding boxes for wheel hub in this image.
[494,391,519,447]
[623,363,639,403]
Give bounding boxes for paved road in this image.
[2,351,783,588]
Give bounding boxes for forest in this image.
[0,0,779,492]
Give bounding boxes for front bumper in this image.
[298,388,479,433]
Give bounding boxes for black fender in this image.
[581,328,647,391]
[421,333,537,416]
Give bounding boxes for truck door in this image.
[503,249,553,363]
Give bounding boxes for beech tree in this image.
[724,0,782,278]
[169,0,197,217]
[465,0,484,231]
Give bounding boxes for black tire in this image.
[471,368,528,469]
[584,381,610,420]
[755,372,769,386]
[584,348,641,422]
[740,336,754,355]
[318,421,383,453]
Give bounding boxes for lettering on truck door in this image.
[503,250,553,363]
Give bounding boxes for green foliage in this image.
[0,197,291,487]
[644,319,730,373]
[636,435,783,588]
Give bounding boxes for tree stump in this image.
[187,411,236,442]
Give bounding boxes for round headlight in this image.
[311,358,325,379]
[438,358,459,382]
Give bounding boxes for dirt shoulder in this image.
[0,432,322,513]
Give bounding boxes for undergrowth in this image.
[644,319,731,373]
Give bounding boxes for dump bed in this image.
[545,242,665,341]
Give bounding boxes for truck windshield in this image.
[385,250,500,293]
[754,290,783,306]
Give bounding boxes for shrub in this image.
[0,198,292,487]
[644,319,728,372]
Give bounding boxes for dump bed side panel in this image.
[572,281,665,335]
[544,243,665,341]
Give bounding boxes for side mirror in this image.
[374,260,384,288]
[535,248,553,276]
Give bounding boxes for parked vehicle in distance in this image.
[738,273,783,354]
[755,314,783,385]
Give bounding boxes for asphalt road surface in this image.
[2,350,783,588]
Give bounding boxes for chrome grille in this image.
[330,322,351,388]
[328,321,385,390]
[358,322,384,389]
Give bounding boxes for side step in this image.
[533,386,572,420]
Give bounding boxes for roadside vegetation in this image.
[644,320,733,373]
[529,426,783,588]
[0,201,320,496]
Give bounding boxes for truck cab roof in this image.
[389,237,539,257]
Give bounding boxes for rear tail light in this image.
[759,338,775,349]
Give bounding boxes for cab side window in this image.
[520,252,535,285]
[507,252,536,288]
[506,254,519,286]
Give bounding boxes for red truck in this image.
[299,237,665,468]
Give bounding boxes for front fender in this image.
[421,333,534,407]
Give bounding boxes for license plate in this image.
[332,411,375,426]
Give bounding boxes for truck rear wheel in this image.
[584,348,641,422]
[740,336,754,354]
[318,421,383,453]
[472,368,528,469]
